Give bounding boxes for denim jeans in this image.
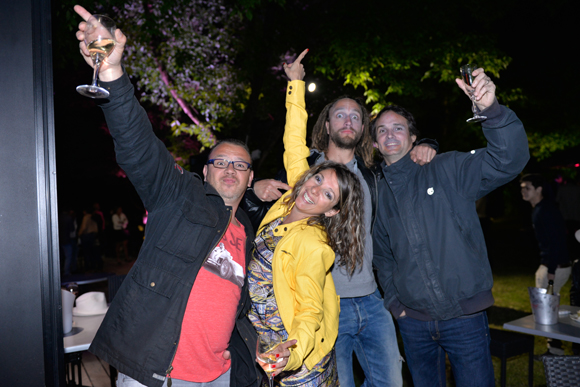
[116,368,230,387]
[335,289,403,387]
[397,311,494,387]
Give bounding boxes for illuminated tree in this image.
[108,0,247,156]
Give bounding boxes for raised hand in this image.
[455,67,496,112]
[74,5,126,82]
[283,49,309,81]
[410,144,437,166]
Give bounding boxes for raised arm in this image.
[74,5,197,211]
[282,49,311,187]
[453,68,529,199]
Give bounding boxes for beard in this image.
[329,128,363,150]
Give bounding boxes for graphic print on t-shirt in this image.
[204,242,244,287]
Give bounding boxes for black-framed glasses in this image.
[206,158,252,171]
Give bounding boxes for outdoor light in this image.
[308,83,316,92]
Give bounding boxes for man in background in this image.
[521,173,572,356]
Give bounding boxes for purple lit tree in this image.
[108,0,247,160]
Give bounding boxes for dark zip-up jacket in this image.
[88,73,260,387]
[373,101,529,321]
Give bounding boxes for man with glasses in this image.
[73,5,295,387]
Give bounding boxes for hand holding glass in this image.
[256,333,283,387]
[460,64,487,123]
[76,15,117,98]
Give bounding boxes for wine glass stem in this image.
[469,93,478,115]
[269,376,274,387]
[91,60,102,87]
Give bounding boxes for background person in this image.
[78,205,100,271]
[112,206,130,264]
[520,173,572,356]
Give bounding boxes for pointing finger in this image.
[294,48,309,66]
[73,4,93,21]
[271,181,292,191]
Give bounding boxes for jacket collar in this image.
[380,151,418,177]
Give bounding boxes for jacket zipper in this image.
[165,208,233,386]
[370,171,379,234]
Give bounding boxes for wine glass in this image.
[256,332,283,387]
[76,15,117,98]
[460,63,487,123]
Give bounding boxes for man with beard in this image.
[74,6,295,387]
[372,69,529,387]
[242,89,437,386]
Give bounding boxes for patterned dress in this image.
[248,218,340,387]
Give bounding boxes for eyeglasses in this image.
[206,158,252,171]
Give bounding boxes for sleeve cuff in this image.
[100,70,131,88]
[389,298,405,319]
[286,80,305,104]
[480,99,504,126]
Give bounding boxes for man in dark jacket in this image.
[520,173,571,356]
[74,6,294,387]
[372,68,529,387]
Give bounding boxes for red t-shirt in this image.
[171,220,246,382]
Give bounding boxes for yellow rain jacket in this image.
[257,80,340,371]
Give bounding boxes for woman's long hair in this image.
[284,161,365,275]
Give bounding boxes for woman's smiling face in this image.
[292,168,340,220]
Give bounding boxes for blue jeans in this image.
[397,311,494,387]
[335,289,403,387]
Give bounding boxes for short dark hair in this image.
[520,174,546,190]
[370,105,420,143]
[520,173,552,199]
[209,139,251,160]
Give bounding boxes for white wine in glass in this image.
[87,38,116,63]
[256,333,282,387]
[460,63,487,123]
[77,15,117,98]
